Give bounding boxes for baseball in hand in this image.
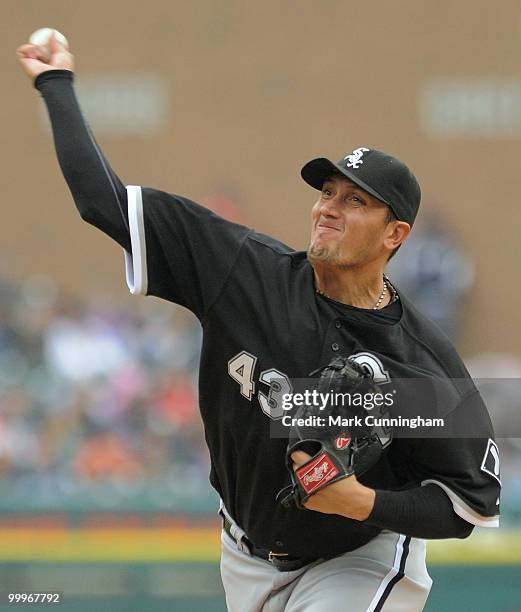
[28,28,69,62]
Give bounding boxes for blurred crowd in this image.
[0,273,214,512]
[0,210,520,523]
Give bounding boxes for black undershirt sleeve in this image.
[366,483,474,539]
[34,70,130,251]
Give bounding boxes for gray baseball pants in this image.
[220,517,432,611]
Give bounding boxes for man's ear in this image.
[385,221,411,251]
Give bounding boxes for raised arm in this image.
[17,31,131,251]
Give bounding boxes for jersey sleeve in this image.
[124,185,251,318]
[411,390,501,528]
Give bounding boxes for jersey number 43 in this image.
[228,351,292,420]
[227,350,390,421]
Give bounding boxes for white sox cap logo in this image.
[344,147,370,169]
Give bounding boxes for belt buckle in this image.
[268,551,289,564]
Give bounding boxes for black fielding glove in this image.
[277,356,393,509]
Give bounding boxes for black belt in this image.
[222,516,318,572]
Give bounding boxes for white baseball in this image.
[29,28,69,62]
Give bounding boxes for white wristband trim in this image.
[124,185,148,295]
[422,479,499,528]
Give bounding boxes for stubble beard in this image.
[307,242,350,269]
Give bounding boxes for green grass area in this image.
[426,566,521,612]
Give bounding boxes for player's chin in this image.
[308,244,329,263]
[308,238,336,260]
[308,243,348,268]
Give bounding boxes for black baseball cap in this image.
[301,147,421,225]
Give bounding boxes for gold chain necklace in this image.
[316,277,392,310]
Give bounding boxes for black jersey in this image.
[124,185,500,558]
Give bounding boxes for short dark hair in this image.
[385,207,397,224]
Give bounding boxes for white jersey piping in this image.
[421,479,499,528]
[124,185,148,295]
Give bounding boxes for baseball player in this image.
[18,35,501,612]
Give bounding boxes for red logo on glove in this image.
[334,433,351,450]
[296,453,339,494]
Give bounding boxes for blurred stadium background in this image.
[2,1,521,610]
